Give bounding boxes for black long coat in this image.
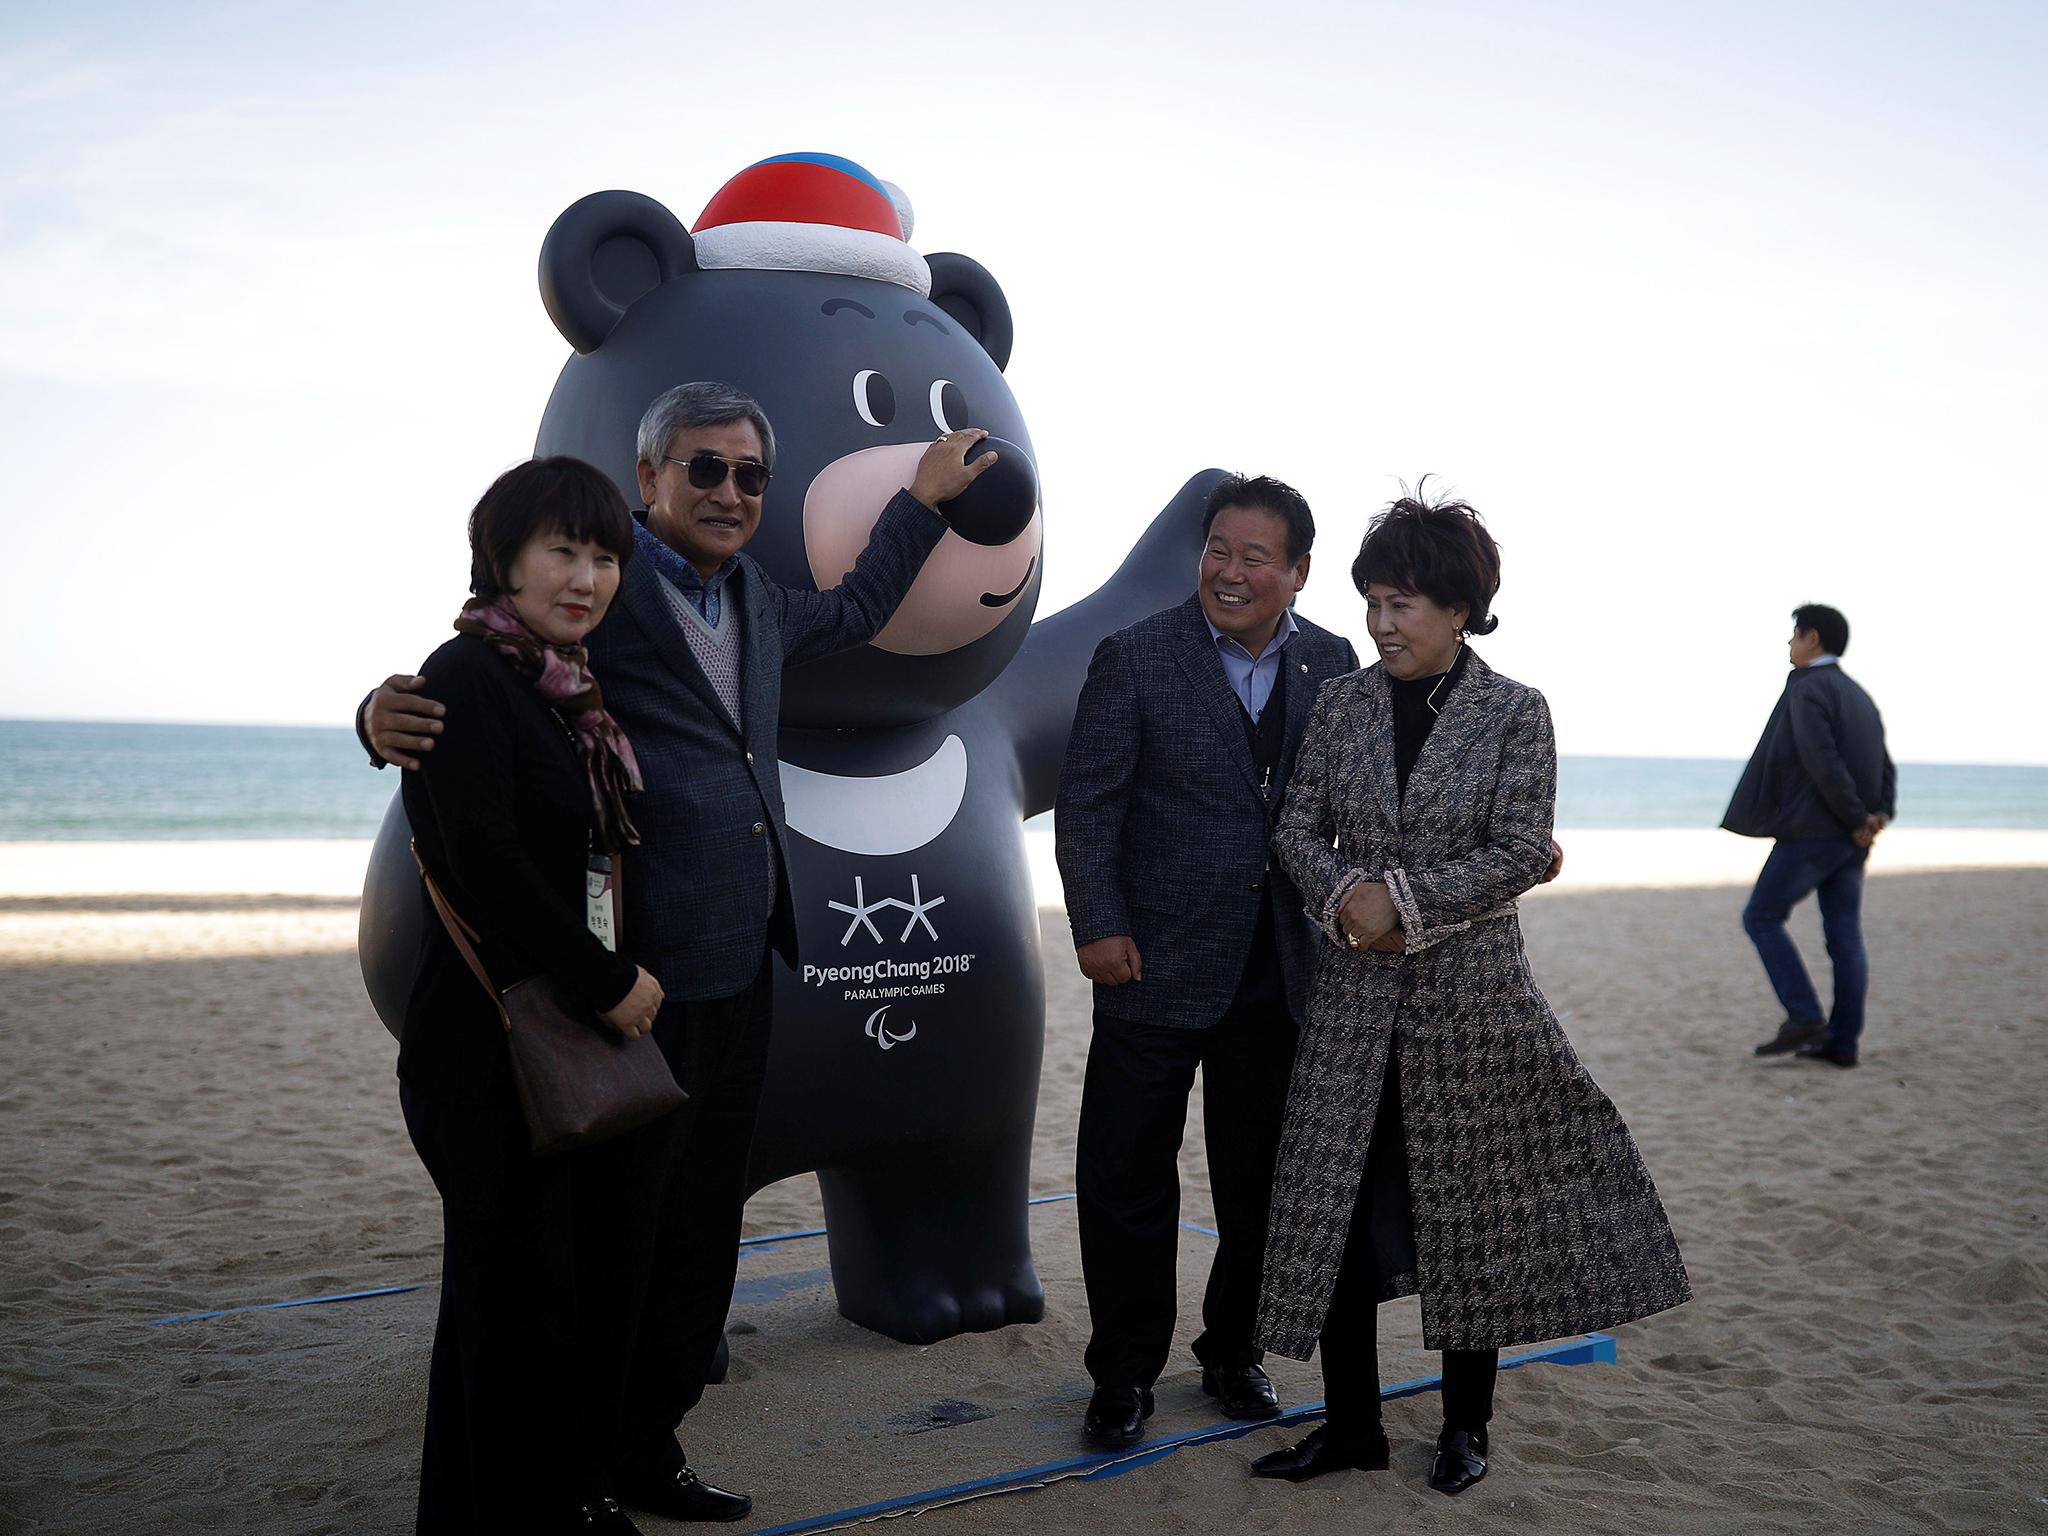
[1255,652,1691,1356]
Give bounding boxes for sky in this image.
[2,0,2043,763]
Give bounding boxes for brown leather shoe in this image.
[1755,1018,1828,1056]
[1795,1039,1860,1068]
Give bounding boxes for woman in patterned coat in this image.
[1249,487,1689,1497]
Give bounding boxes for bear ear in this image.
[539,191,697,355]
[926,252,1014,372]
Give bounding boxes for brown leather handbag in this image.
[413,845,685,1155]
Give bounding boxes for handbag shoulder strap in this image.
[410,840,511,1033]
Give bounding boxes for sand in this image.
[2,844,2045,1534]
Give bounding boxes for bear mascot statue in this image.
[360,151,1217,1345]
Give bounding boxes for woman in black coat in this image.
[398,456,664,1534]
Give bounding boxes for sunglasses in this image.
[664,452,772,497]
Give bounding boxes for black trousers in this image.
[403,954,775,1529]
[1076,946,1297,1387]
[1317,1056,1497,1442]
[608,953,776,1480]
[403,1077,616,1533]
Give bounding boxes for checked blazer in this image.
[1255,651,1691,1356]
[587,490,946,1000]
[1054,595,1360,1031]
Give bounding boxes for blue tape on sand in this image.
[738,1225,830,1250]
[743,1333,1619,1534]
[145,1284,424,1326]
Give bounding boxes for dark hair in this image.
[1792,603,1850,656]
[1350,476,1502,635]
[1201,473,1316,563]
[469,456,635,600]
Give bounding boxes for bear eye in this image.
[930,380,968,434]
[854,370,896,428]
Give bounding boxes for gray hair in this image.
[635,381,777,469]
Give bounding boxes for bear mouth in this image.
[980,556,1036,608]
[782,734,968,855]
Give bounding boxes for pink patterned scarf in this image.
[454,597,643,851]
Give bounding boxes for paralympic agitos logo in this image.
[864,1004,918,1051]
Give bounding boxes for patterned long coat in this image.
[1254,651,1690,1357]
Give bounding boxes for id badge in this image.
[585,853,618,951]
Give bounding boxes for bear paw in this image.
[842,1267,1045,1346]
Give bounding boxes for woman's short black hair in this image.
[1792,603,1850,656]
[1202,473,1316,563]
[1350,477,1502,636]
[469,456,635,600]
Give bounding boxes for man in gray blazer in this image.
[1724,603,1896,1069]
[1054,474,1360,1448]
[363,382,991,1521]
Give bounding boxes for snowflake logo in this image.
[827,874,946,947]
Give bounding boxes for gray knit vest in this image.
[658,578,744,730]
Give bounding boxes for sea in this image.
[2,719,2045,840]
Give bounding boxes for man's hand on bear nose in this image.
[910,427,997,511]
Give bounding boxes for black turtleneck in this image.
[1389,644,1470,796]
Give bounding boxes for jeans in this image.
[1741,836,1870,1049]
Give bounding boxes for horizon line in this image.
[1,716,2046,773]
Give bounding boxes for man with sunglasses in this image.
[360,380,992,1526]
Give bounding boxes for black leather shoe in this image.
[1755,1018,1828,1056]
[1795,1039,1860,1068]
[1083,1384,1155,1448]
[1201,1362,1282,1420]
[616,1466,752,1523]
[1249,1423,1390,1481]
[1427,1427,1489,1495]
[574,1497,644,1532]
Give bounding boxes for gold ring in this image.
[1345,932,1361,950]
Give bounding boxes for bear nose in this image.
[933,436,1038,547]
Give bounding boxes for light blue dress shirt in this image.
[1205,608,1300,722]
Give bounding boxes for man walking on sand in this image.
[1724,603,1896,1069]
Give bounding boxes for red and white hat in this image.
[691,152,927,296]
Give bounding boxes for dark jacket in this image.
[1722,662,1896,841]
[1054,596,1359,1030]
[585,490,946,999]
[401,634,640,1103]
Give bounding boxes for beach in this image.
[2,837,2045,1534]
